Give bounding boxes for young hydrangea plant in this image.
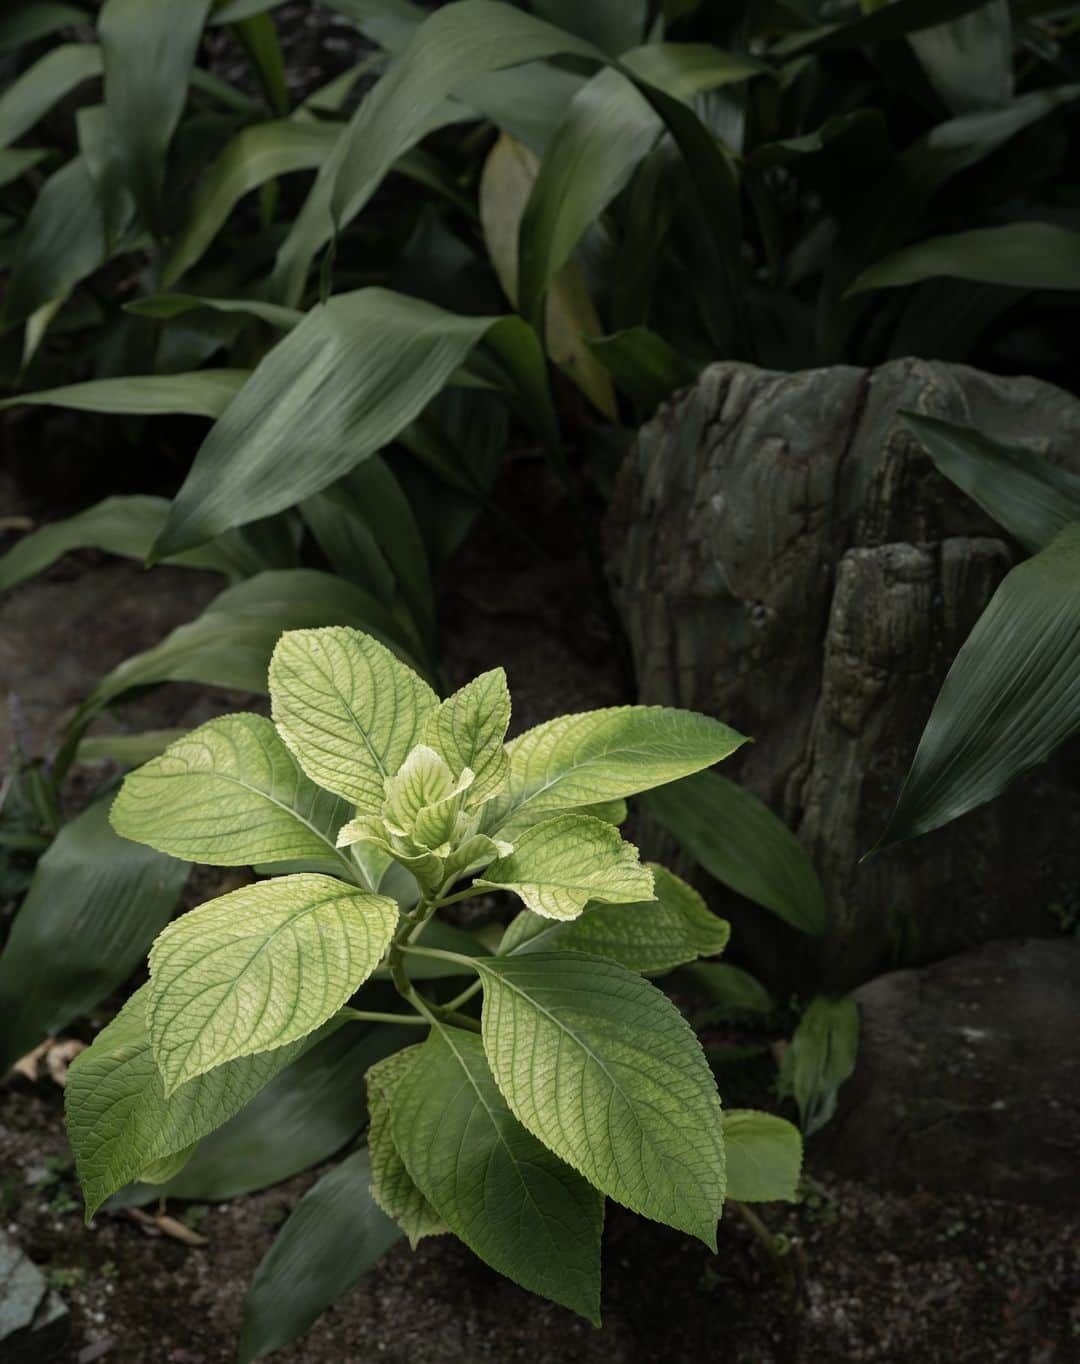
[65,626,800,1335]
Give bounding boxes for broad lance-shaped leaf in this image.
[0,370,248,418]
[109,714,354,875]
[270,627,438,813]
[147,874,398,1094]
[778,994,859,1138]
[365,1047,447,1247]
[0,44,103,149]
[421,667,510,805]
[238,1147,402,1364]
[878,524,1080,847]
[722,1110,802,1204]
[499,863,730,976]
[475,952,726,1245]
[848,222,1080,297]
[66,987,328,1218]
[484,704,746,836]
[0,798,189,1074]
[150,288,551,559]
[903,413,1080,556]
[476,813,653,921]
[642,770,826,937]
[391,1025,604,1322]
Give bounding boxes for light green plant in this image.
[64,625,801,1349]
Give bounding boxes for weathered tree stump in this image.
[607,359,1080,987]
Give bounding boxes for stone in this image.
[606,358,1080,987]
[811,938,1080,1203]
[0,1230,68,1361]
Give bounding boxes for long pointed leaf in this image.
[878,524,1080,846]
[0,370,248,418]
[0,44,102,149]
[849,222,1080,296]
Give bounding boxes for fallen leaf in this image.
[46,1039,87,1087]
[154,1214,209,1247]
[11,1037,53,1081]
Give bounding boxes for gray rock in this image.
[0,1230,68,1360]
[607,358,1080,986]
[811,938,1080,1203]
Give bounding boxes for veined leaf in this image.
[151,289,550,558]
[147,873,398,1093]
[0,799,188,1073]
[849,222,1080,296]
[723,1110,802,1204]
[66,987,328,1217]
[477,813,653,921]
[391,1024,604,1323]
[778,994,858,1136]
[0,494,288,593]
[517,44,762,327]
[0,44,102,149]
[479,132,615,418]
[421,667,510,805]
[162,121,339,286]
[878,524,1080,846]
[499,863,730,975]
[126,293,302,330]
[114,1021,414,1206]
[271,0,602,303]
[529,0,646,53]
[643,771,826,937]
[0,370,248,418]
[110,714,355,875]
[365,1047,447,1247]
[485,704,746,836]
[238,1147,401,1364]
[903,413,1080,554]
[269,626,438,813]
[475,952,726,1244]
[211,0,287,22]
[907,1,1012,113]
[99,0,213,237]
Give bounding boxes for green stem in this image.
[430,886,479,909]
[442,979,483,1013]
[338,1007,428,1026]
[401,943,481,971]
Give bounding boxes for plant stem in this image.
[400,943,480,971]
[338,1007,428,1026]
[430,887,479,909]
[441,979,483,1013]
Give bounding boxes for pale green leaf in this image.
[778,995,859,1137]
[0,370,249,418]
[238,1147,401,1364]
[0,799,188,1073]
[723,1110,802,1204]
[391,1024,604,1322]
[365,1046,447,1247]
[0,44,102,149]
[66,987,327,1218]
[109,714,355,876]
[849,222,1080,297]
[147,874,398,1092]
[126,293,302,330]
[162,121,339,286]
[499,863,729,975]
[476,813,653,921]
[879,524,1080,846]
[269,626,438,813]
[903,413,1080,555]
[643,771,826,936]
[421,667,510,805]
[476,952,726,1244]
[485,704,746,836]
[151,289,548,558]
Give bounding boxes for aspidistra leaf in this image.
[499,863,729,975]
[147,874,398,1093]
[476,813,653,921]
[66,987,326,1218]
[421,667,510,804]
[475,952,726,1244]
[485,704,746,835]
[365,1047,447,1247]
[269,626,438,813]
[109,714,354,874]
[391,1024,604,1322]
